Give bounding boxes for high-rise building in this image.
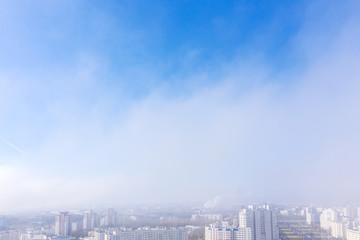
[55,212,72,237]
[83,211,97,231]
[342,207,358,218]
[105,209,117,227]
[320,209,338,230]
[0,217,5,231]
[72,221,83,233]
[238,206,279,240]
[329,221,347,238]
[305,208,320,225]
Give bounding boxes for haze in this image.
[0,0,360,211]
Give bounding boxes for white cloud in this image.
[0,1,360,211]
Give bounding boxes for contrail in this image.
[0,138,27,157]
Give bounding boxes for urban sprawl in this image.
[0,205,360,240]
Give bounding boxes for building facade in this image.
[238,206,279,240]
[55,212,72,237]
[205,226,251,240]
[114,228,188,240]
[0,230,20,240]
[83,211,97,231]
[347,229,360,240]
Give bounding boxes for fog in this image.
[0,1,360,211]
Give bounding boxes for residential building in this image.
[347,229,360,240]
[205,226,251,240]
[55,212,72,237]
[238,206,279,240]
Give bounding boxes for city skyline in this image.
[1,0,360,211]
[3,203,360,240]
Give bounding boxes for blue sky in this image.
[0,0,360,211]
[1,1,306,82]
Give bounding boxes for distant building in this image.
[279,210,288,216]
[238,206,279,240]
[319,207,360,239]
[205,226,251,240]
[232,217,239,228]
[347,229,360,240]
[320,209,338,230]
[20,233,46,240]
[55,212,72,237]
[0,230,20,240]
[103,209,117,227]
[83,211,97,231]
[329,221,347,238]
[72,221,83,233]
[191,214,222,222]
[114,228,188,240]
[50,237,71,240]
[86,231,107,240]
[305,208,320,225]
[0,218,5,231]
[342,207,358,218]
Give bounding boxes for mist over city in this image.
[1,1,360,240]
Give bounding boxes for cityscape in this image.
[1,205,360,240]
[1,1,360,240]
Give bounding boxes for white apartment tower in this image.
[320,209,338,230]
[55,212,72,237]
[238,206,279,240]
[305,208,320,225]
[105,209,117,227]
[83,210,97,231]
[330,221,347,238]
